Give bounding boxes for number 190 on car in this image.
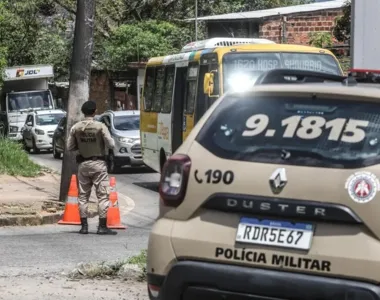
[235,218,314,250]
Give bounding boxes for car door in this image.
[23,115,33,144]
[55,116,66,151]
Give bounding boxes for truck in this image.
[0,64,56,141]
[349,0,380,83]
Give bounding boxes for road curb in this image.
[0,206,99,227]
[0,213,61,227]
[0,193,135,227]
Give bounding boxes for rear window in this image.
[196,95,380,168]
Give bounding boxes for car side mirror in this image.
[203,73,214,95]
[26,121,32,126]
[203,71,219,98]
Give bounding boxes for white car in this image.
[22,109,66,153]
[99,110,143,173]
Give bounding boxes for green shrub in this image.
[0,138,41,177]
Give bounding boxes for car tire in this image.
[52,141,61,159]
[107,151,117,174]
[0,123,5,138]
[32,138,40,154]
[22,138,31,153]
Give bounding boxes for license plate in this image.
[235,218,314,250]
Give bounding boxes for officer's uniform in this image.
[67,101,117,235]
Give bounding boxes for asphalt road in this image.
[0,151,160,279]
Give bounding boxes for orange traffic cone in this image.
[107,177,127,229]
[58,174,81,225]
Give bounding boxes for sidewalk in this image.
[0,171,99,227]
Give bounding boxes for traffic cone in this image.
[106,176,127,229]
[58,174,81,225]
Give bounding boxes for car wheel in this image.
[0,124,5,138]
[107,152,117,174]
[22,138,30,153]
[52,141,61,159]
[32,138,40,154]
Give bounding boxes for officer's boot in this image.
[97,218,117,235]
[79,218,88,234]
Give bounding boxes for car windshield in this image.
[113,115,140,131]
[36,114,65,126]
[196,94,380,168]
[223,52,342,92]
[7,91,53,112]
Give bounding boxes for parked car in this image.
[52,112,143,171]
[52,115,66,159]
[146,70,380,299]
[22,109,66,153]
[52,114,101,159]
[99,110,143,173]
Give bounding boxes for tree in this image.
[32,27,72,81]
[0,3,8,85]
[99,21,192,68]
[0,0,72,81]
[333,0,350,43]
[59,0,96,202]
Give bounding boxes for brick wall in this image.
[89,70,111,114]
[259,8,343,45]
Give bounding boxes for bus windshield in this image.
[7,90,53,112]
[222,52,342,92]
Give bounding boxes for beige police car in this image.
[147,70,380,300]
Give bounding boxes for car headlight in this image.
[35,128,45,135]
[9,126,18,133]
[118,137,134,143]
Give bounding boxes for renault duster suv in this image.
[147,70,380,300]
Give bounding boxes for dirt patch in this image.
[0,275,148,300]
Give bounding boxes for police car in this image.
[147,69,380,300]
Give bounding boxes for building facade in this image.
[198,0,346,45]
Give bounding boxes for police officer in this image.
[67,100,117,235]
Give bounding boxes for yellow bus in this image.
[140,37,344,173]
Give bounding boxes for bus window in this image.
[161,66,175,113]
[152,67,165,112]
[143,67,155,111]
[185,62,199,115]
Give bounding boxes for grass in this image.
[0,138,41,177]
[68,250,148,281]
[126,249,147,281]
[126,249,147,269]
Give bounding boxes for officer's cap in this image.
[81,100,97,115]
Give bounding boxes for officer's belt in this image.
[82,156,106,161]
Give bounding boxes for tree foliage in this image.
[308,32,333,49]
[99,21,192,69]
[0,0,72,81]
[333,0,350,43]
[0,0,319,80]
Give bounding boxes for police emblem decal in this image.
[345,171,380,204]
[269,168,287,194]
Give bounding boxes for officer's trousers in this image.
[77,160,110,218]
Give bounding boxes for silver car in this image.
[99,110,143,173]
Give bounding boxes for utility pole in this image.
[195,0,198,41]
[59,0,96,201]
